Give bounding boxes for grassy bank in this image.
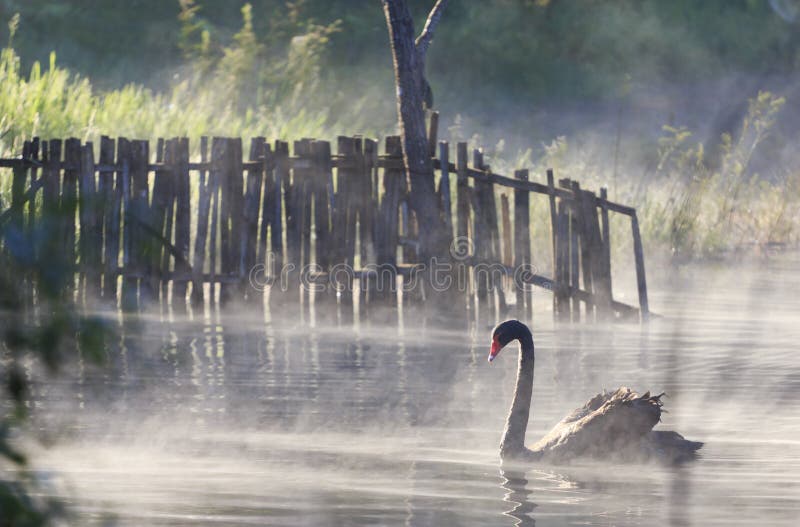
[1,39,798,263]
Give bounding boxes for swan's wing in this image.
[643,430,704,464]
[530,387,663,460]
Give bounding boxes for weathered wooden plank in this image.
[501,194,512,267]
[62,138,81,296]
[38,141,59,281]
[372,136,403,304]
[454,142,471,312]
[569,198,581,322]
[208,137,222,302]
[338,137,360,313]
[267,141,289,308]
[130,139,153,305]
[243,137,265,304]
[43,140,62,221]
[272,140,289,273]
[546,169,558,274]
[312,140,332,270]
[161,140,177,304]
[256,142,274,268]
[599,186,613,306]
[500,193,513,314]
[513,169,530,318]
[12,141,33,307]
[191,136,211,306]
[472,149,500,314]
[99,137,119,302]
[336,137,358,270]
[555,195,572,322]
[361,138,377,267]
[217,137,244,303]
[561,179,596,320]
[631,211,649,321]
[79,142,101,299]
[581,189,611,319]
[26,138,40,263]
[118,138,138,311]
[10,142,30,240]
[228,138,245,293]
[208,138,226,303]
[150,138,173,304]
[312,140,337,318]
[438,141,452,237]
[359,138,378,313]
[332,137,350,267]
[285,140,305,278]
[172,137,191,309]
[471,151,486,295]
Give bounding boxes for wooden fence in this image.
[0,122,649,323]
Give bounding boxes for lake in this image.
[17,257,800,526]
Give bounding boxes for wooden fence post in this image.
[79,142,101,300]
[566,180,590,320]
[438,141,452,237]
[118,138,138,312]
[599,187,613,313]
[62,138,81,299]
[289,139,313,310]
[150,138,172,306]
[373,136,403,308]
[257,142,275,271]
[359,138,378,317]
[172,137,191,311]
[207,138,225,304]
[312,139,336,320]
[513,169,531,319]
[191,137,211,307]
[26,139,40,259]
[631,211,649,322]
[99,137,119,303]
[243,137,266,305]
[43,140,62,221]
[361,138,378,268]
[229,138,245,302]
[569,197,581,322]
[266,141,290,309]
[582,189,612,319]
[10,142,29,239]
[41,140,62,293]
[554,199,571,322]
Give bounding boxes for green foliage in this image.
[1,159,113,525]
[638,92,796,259]
[1,5,798,264]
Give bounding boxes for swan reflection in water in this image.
[500,469,537,527]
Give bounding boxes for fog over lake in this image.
[18,256,800,526]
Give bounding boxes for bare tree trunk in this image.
[382,0,448,260]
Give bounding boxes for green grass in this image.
[2,40,797,262]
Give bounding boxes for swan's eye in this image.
[488,336,502,362]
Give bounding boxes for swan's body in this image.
[490,320,702,464]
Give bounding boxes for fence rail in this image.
[0,124,649,323]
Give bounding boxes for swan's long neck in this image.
[500,336,535,457]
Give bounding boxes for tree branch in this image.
[415,0,449,56]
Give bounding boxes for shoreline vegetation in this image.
[1,4,799,263]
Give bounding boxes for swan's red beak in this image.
[488,337,502,362]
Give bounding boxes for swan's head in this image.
[489,320,533,362]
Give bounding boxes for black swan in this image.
[489,320,703,463]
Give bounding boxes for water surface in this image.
[16,258,800,525]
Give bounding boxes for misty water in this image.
[17,257,800,526]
